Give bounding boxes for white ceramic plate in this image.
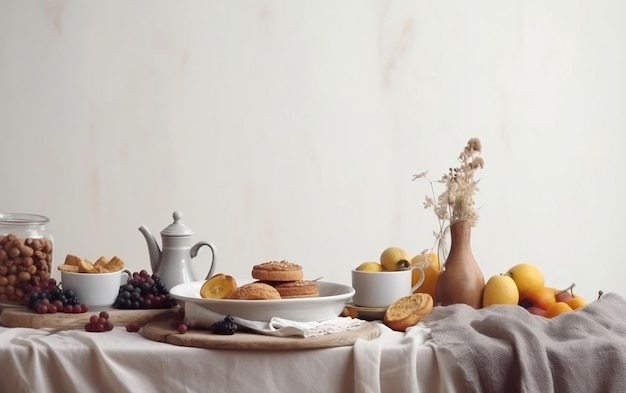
[169,280,355,322]
[344,303,387,321]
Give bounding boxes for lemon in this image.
[380,247,411,271]
[410,253,441,298]
[482,274,519,307]
[505,263,545,295]
[356,262,385,272]
[200,273,238,299]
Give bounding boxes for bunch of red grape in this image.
[85,311,114,332]
[26,278,88,314]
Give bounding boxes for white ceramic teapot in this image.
[138,211,216,291]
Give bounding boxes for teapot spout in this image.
[139,225,161,274]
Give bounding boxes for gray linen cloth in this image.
[422,292,626,393]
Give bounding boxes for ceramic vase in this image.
[434,219,485,308]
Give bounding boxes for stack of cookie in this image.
[230,260,320,300]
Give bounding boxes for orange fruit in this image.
[544,301,573,318]
[519,286,557,310]
[565,295,587,310]
[200,274,237,299]
[410,253,440,298]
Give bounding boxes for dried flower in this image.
[412,138,484,257]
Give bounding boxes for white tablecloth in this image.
[0,322,465,393]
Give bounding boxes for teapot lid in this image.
[160,211,194,237]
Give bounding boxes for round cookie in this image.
[264,280,320,298]
[229,282,281,300]
[251,260,303,282]
[384,293,433,332]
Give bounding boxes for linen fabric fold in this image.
[353,323,465,393]
[422,292,626,393]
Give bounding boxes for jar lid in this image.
[160,211,193,237]
[0,213,49,225]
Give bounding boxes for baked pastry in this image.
[251,260,303,282]
[229,282,281,300]
[383,293,433,332]
[263,280,320,298]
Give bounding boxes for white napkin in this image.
[184,302,364,338]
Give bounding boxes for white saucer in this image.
[344,303,387,321]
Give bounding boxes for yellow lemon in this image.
[410,253,441,298]
[380,247,411,271]
[482,274,519,307]
[505,263,545,295]
[356,262,385,272]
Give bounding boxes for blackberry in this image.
[211,315,238,335]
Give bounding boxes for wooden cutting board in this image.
[141,320,381,350]
[0,306,180,329]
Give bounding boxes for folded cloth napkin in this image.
[183,302,364,338]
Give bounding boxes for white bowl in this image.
[169,280,355,322]
[61,269,131,308]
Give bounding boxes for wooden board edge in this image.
[1,307,181,330]
[141,320,381,351]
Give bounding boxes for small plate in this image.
[344,303,387,321]
[170,280,355,322]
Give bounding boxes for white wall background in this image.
[1,1,624,301]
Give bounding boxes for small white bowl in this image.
[60,269,130,308]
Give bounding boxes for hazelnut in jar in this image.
[0,213,54,305]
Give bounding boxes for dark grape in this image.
[126,323,141,333]
[113,271,177,310]
[25,279,87,314]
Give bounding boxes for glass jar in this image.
[0,213,54,305]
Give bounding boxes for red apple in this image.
[555,291,573,303]
[554,283,576,303]
[526,306,547,317]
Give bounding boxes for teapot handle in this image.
[190,241,217,279]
